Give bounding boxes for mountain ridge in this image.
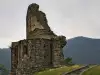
[63,36,100,64]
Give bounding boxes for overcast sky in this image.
[0,0,100,48]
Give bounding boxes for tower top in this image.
[28,3,39,12]
[26,3,56,39]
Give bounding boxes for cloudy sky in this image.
[0,0,100,48]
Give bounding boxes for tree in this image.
[64,57,73,65]
[0,64,9,75]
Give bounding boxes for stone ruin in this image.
[10,3,67,75]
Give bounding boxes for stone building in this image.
[10,3,67,75]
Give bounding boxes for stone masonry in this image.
[10,3,67,75]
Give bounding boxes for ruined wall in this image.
[15,38,56,75]
[11,36,66,75]
[11,42,18,75]
[52,36,66,67]
[11,3,67,75]
[26,3,55,39]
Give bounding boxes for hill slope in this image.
[82,65,100,75]
[63,36,100,64]
[0,48,11,70]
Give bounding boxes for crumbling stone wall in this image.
[52,36,66,67]
[11,37,66,75]
[26,3,56,39]
[11,42,18,75]
[11,3,67,75]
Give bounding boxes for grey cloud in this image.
[0,0,100,47]
[37,0,100,38]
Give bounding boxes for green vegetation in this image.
[64,57,73,65]
[34,65,82,75]
[0,64,9,75]
[82,66,100,75]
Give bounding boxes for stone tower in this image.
[26,3,55,39]
[10,3,66,75]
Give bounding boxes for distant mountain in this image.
[63,36,100,64]
[0,48,11,70]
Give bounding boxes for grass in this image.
[82,65,100,75]
[34,65,82,75]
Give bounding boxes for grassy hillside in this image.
[82,66,100,75]
[34,65,82,75]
